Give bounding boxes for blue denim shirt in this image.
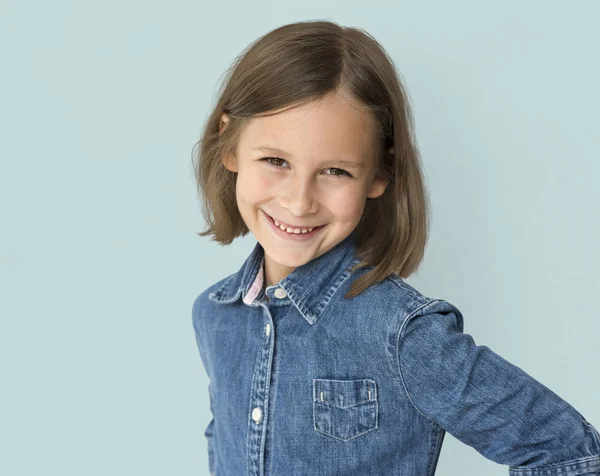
[192,231,600,476]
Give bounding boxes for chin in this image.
[266,250,313,268]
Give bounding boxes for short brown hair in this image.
[192,20,430,299]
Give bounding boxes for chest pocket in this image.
[312,378,378,441]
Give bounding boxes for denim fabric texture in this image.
[192,231,600,475]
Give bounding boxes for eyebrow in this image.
[252,146,365,169]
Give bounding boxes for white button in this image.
[265,323,271,336]
[252,407,262,423]
[274,288,287,299]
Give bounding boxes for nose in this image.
[279,175,319,216]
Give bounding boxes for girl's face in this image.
[221,91,389,287]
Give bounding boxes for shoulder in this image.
[347,266,428,314]
[191,273,236,322]
[191,274,238,350]
[347,266,462,327]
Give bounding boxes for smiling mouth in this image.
[264,211,324,232]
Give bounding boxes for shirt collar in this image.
[207,230,361,325]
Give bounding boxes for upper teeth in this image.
[273,219,315,234]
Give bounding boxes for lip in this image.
[262,210,325,241]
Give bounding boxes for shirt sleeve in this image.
[192,296,216,475]
[396,298,600,476]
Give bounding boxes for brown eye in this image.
[261,157,352,178]
[327,168,352,178]
[262,157,287,167]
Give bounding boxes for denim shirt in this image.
[192,231,600,476]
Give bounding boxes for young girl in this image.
[191,20,600,476]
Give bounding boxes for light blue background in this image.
[1,1,598,475]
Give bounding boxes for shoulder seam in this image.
[384,273,431,306]
[391,297,437,422]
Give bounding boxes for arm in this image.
[192,297,216,476]
[204,413,215,476]
[396,298,600,476]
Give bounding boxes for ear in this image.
[366,175,389,199]
[219,112,238,172]
[222,153,238,172]
[219,112,230,135]
[366,147,393,199]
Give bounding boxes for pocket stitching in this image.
[313,400,378,441]
[313,378,377,405]
[312,378,379,441]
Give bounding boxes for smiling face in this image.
[220,91,389,287]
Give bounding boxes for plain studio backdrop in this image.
[1,1,598,475]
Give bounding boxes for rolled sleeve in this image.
[396,298,600,475]
[509,454,600,476]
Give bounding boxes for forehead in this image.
[239,94,377,163]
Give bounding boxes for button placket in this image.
[247,302,275,476]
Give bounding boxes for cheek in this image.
[325,186,366,220]
[236,169,273,203]
[257,173,275,191]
